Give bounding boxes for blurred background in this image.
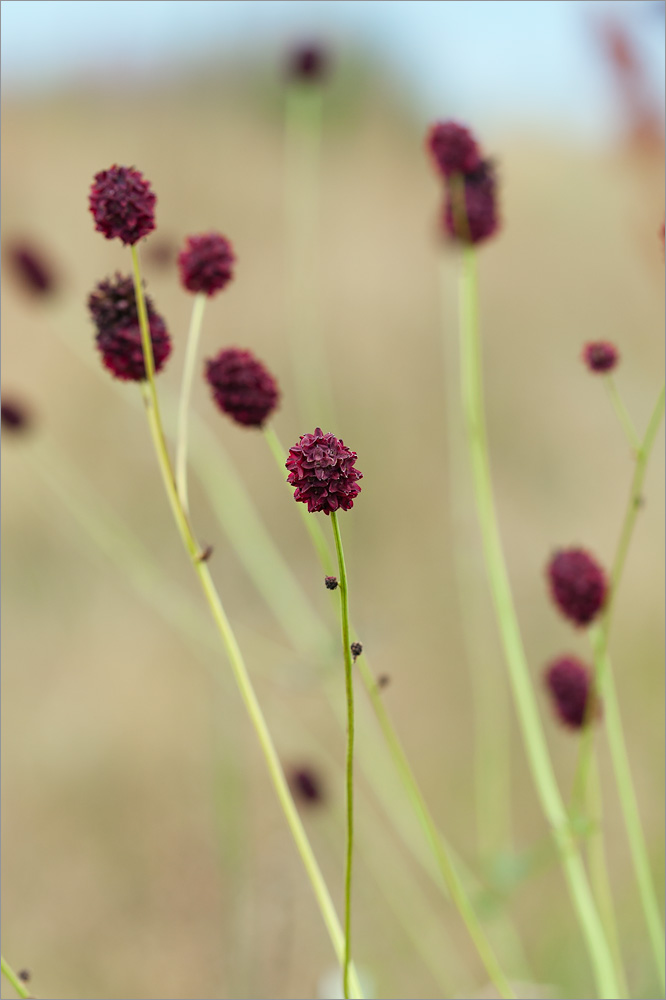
[1,2,664,998]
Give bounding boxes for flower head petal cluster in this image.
[547,548,608,627]
[88,274,171,381]
[427,121,482,178]
[178,233,235,296]
[582,341,619,373]
[205,347,279,427]
[89,165,156,245]
[443,160,500,246]
[545,656,595,729]
[286,428,362,514]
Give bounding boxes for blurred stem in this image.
[130,246,363,999]
[568,382,665,990]
[284,82,336,428]
[263,426,517,997]
[458,244,619,998]
[176,292,207,511]
[1,958,30,1000]
[604,375,641,453]
[438,252,512,860]
[330,512,356,1000]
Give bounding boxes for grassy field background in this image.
[1,59,664,999]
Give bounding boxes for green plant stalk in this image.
[330,511,356,1000]
[130,246,363,998]
[458,244,619,998]
[264,425,518,997]
[176,291,207,511]
[284,81,336,428]
[604,375,641,454]
[439,253,512,860]
[1,957,30,1000]
[587,755,629,998]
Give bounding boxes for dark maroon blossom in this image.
[288,44,328,82]
[547,548,608,627]
[545,656,595,729]
[291,766,324,804]
[89,165,156,245]
[443,159,500,245]
[427,121,482,178]
[6,242,56,296]
[324,576,339,590]
[1,398,31,433]
[88,274,171,381]
[178,233,235,296]
[583,341,619,373]
[286,428,362,515]
[205,348,279,428]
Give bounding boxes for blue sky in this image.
[1,0,664,140]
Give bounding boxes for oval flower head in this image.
[286,428,362,514]
[89,165,156,245]
[546,547,608,627]
[178,233,235,296]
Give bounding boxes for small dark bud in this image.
[377,674,390,689]
[6,242,57,296]
[324,575,338,590]
[288,44,328,83]
[350,642,363,659]
[197,544,214,563]
[1,398,31,433]
[291,766,323,804]
[18,970,31,983]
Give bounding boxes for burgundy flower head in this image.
[583,341,619,373]
[288,43,328,82]
[6,242,57,296]
[443,159,500,245]
[178,233,235,296]
[426,121,482,178]
[290,766,324,804]
[1,398,31,433]
[88,274,171,381]
[205,347,279,428]
[286,428,362,515]
[545,656,595,729]
[547,548,608,627]
[89,165,156,245]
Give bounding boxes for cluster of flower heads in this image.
[286,428,362,515]
[543,547,608,730]
[426,121,499,246]
[205,348,279,428]
[88,274,171,381]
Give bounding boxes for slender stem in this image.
[458,245,619,998]
[176,292,207,511]
[330,512,355,1000]
[1,958,30,1000]
[266,426,517,998]
[129,247,363,998]
[604,376,641,454]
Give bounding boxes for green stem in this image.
[1,957,30,1000]
[176,292,207,511]
[129,247,363,998]
[458,245,619,998]
[330,512,355,1000]
[604,376,641,454]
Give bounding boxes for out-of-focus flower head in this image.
[205,347,279,428]
[547,548,608,627]
[178,233,235,296]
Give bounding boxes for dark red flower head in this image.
[89,165,156,245]
[288,43,328,82]
[547,548,608,627]
[583,341,619,373]
[205,347,279,428]
[88,274,171,381]
[426,121,482,178]
[178,233,235,296]
[1,397,31,433]
[443,159,500,245]
[5,242,57,296]
[290,766,324,804]
[545,656,595,729]
[286,428,362,515]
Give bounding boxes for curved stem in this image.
[176,292,207,511]
[1,958,30,1000]
[604,376,641,454]
[129,247,363,998]
[330,512,355,1000]
[458,245,619,998]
